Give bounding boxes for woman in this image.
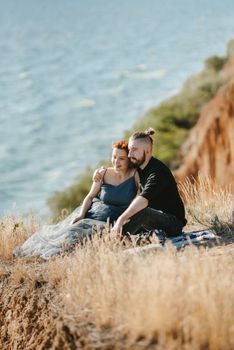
[14,140,139,259]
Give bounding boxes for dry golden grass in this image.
[0,213,40,260]
[47,177,234,349]
[46,234,234,350]
[10,260,38,289]
[179,175,234,238]
[0,177,233,349]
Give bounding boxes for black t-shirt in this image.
[138,157,187,225]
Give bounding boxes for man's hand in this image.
[111,217,126,236]
[92,167,106,183]
[110,196,148,236]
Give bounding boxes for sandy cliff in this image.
[176,55,234,188]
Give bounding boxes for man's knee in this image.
[122,208,150,235]
[134,207,149,219]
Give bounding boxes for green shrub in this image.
[227,39,234,57]
[205,56,226,72]
[47,167,93,219]
[126,54,225,168]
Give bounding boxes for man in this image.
[111,128,187,237]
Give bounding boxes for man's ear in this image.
[145,145,151,155]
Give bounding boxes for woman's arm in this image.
[71,179,102,224]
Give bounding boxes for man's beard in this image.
[130,151,146,167]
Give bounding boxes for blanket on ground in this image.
[125,229,218,255]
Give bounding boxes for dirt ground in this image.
[0,256,164,350]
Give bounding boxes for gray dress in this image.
[86,176,137,222]
[14,175,137,259]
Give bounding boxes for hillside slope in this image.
[176,55,234,188]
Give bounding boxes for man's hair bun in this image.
[131,127,155,145]
[144,127,155,136]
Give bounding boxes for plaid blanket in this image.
[169,230,218,248]
[125,229,218,254]
[126,229,217,247]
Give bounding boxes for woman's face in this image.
[112,148,129,172]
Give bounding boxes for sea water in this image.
[1,0,234,218]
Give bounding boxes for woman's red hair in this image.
[112,140,128,151]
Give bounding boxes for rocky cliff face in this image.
[176,55,234,189]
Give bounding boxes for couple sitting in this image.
[14,128,187,259]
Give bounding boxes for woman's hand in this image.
[71,215,84,225]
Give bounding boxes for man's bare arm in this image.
[112,196,148,233]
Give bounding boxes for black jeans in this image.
[123,207,184,238]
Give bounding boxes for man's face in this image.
[128,138,146,167]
